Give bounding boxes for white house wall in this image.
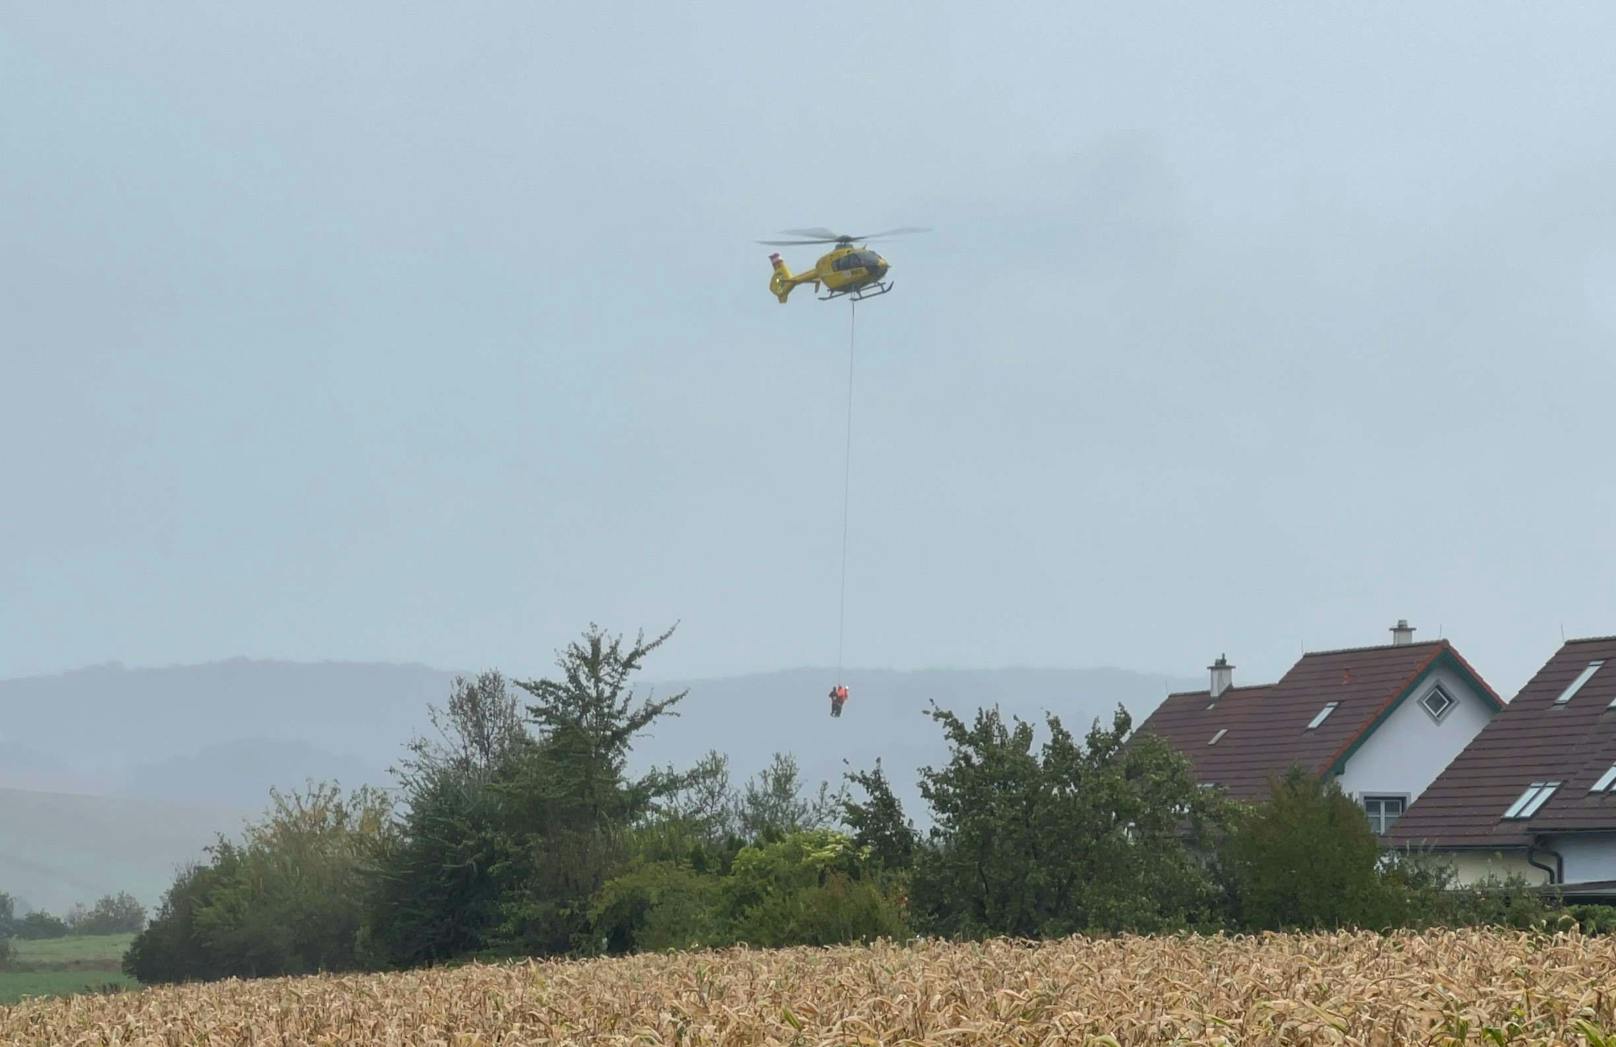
[1336,665,1494,806]
[1442,849,1551,887]
[1548,833,1616,883]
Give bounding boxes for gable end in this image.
[1325,646,1501,777]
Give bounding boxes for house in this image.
[1136,621,1503,835]
[1387,636,1616,896]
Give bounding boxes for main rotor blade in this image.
[851,226,932,240]
[778,227,844,240]
[756,238,841,246]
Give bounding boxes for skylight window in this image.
[1503,781,1561,819]
[1591,764,1616,794]
[1554,661,1605,705]
[1420,685,1455,721]
[1208,728,1228,746]
[1306,702,1339,730]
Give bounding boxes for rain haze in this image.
[6,3,1616,701]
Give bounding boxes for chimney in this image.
[1208,654,1234,700]
[1390,619,1415,646]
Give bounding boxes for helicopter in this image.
[758,227,929,303]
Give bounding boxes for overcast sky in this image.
[4,4,1614,700]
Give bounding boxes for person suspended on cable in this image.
[829,683,849,718]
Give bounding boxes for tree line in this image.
[0,892,146,971]
[122,624,1613,986]
[0,892,145,942]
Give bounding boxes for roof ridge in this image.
[1298,639,1450,658]
[1164,683,1278,699]
[1565,634,1616,645]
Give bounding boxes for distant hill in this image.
[0,659,458,801]
[0,658,1194,913]
[0,787,247,915]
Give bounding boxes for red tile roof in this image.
[1136,640,1500,803]
[1388,636,1616,849]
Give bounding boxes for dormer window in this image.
[1306,702,1339,730]
[1503,781,1561,819]
[1420,685,1455,721]
[1554,661,1604,705]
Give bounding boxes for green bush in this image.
[729,871,906,948]
[1222,767,1396,930]
[1376,849,1560,930]
[122,862,221,983]
[590,862,724,954]
[1566,904,1616,935]
[1436,876,1557,930]
[126,783,394,984]
[13,911,69,940]
[721,829,907,948]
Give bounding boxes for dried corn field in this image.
[4,930,1616,1046]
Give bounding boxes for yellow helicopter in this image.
[759,227,929,303]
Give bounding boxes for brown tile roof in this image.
[1388,636,1616,849]
[1136,640,1501,803]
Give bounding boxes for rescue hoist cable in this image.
[836,300,856,679]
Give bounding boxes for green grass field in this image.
[1,933,138,1006]
[0,970,137,1006]
[10,933,135,966]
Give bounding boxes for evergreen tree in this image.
[491,624,695,955]
[361,672,523,967]
[840,759,917,871]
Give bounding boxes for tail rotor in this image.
[768,252,794,303]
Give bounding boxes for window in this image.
[1502,781,1561,819]
[1591,764,1616,793]
[1306,702,1339,729]
[1362,795,1406,835]
[1420,685,1455,721]
[1208,728,1228,746]
[1554,661,1605,705]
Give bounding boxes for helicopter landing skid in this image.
[820,281,893,302]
